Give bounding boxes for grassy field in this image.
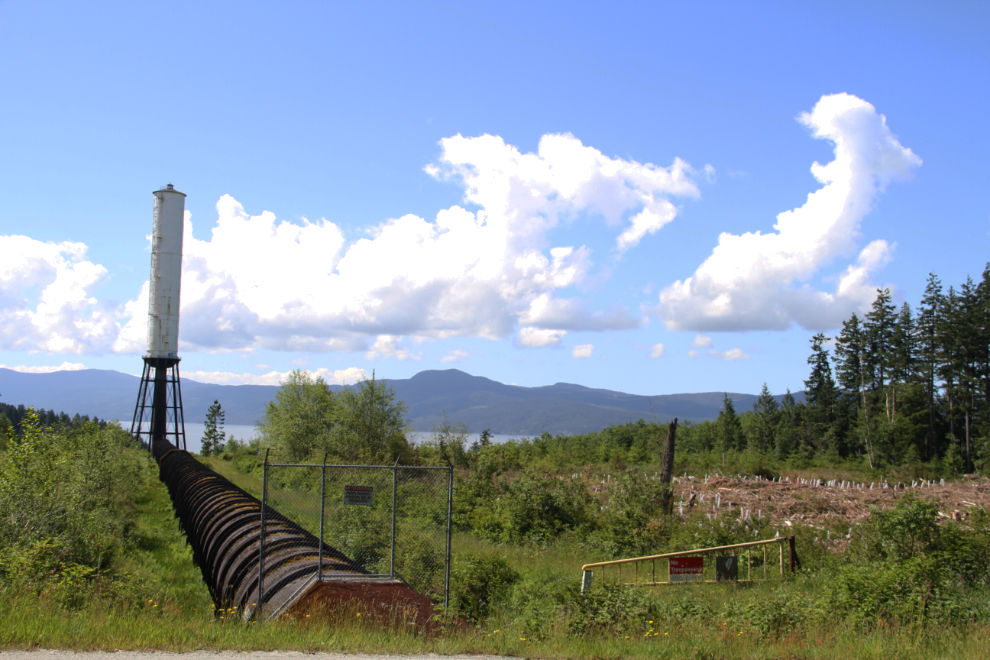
[3,452,989,659]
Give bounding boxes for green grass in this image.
[4,454,988,658]
[4,588,989,659]
[113,456,216,610]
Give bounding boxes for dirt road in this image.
[0,652,514,660]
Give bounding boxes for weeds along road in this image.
[0,653,515,660]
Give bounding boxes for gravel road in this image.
[0,652,515,660]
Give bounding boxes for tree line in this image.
[396,265,990,475]
[0,401,108,449]
[793,266,989,471]
[208,265,988,476]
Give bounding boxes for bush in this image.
[586,470,672,558]
[566,583,653,634]
[820,497,990,625]
[452,553,519,623]
[0,413,143,573]
[473,472,592,545]
[744,587,815,640]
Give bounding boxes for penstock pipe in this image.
[151,439,365,619]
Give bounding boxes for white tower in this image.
[131,184,188,450]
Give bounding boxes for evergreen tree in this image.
[916,273,944,459]
[0,412,11,450]
[201,400,226,456]
[805,333,837,411]
[957,276,982,472]
[938,286,962,452]
[865,287,897,392]
[890,302,916,386]
[751,383,778,454]
[716,393,742,453]
[834,313,865,398]
[774,390,800,459]
[804,332,840,454]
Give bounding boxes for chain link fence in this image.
[259,459,452,616]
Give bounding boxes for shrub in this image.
[566,583,653,634]
[586,470,672,558]
[744,587,815,640]
[473,472,592,545]
[0,413,142,573]
[820,497,990,625]
[452,553,519,623]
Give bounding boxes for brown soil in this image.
[285,578,453,634]
[666,473,990,531]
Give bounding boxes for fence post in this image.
[788,535,797,573]
[444,465,453,610]
[390,457,398,579]
[258,448,269,617]
[318,453,327,582]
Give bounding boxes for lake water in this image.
[125,423,525,454]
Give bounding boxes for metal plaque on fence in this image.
[343,484,374,506]
[715,556,738,581]
[669,556,704,582]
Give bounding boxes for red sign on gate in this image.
[669,556,704,582]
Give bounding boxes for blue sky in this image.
[1,0,988,398]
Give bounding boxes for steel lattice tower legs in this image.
[131,356,186,451]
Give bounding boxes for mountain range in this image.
[0,367,801,436]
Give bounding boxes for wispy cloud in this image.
[691,334,712,347]
[709,348,749,361]
[185,366,369,386]
[0,362,86,373]
[440,349,469,363]
[572,344,594,359]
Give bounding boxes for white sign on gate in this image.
[343,484,374,506]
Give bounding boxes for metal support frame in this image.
[131,356,186,451]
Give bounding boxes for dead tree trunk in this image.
[660,418,678,514]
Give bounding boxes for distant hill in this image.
[0,367,802,436]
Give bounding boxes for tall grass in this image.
[3,588,989,659]
[4,451,988,658]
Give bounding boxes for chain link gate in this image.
[258,458,452,618]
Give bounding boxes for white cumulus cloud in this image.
[365,335,421,361]
[4,133,700,356]
[108,133,697,355]
[0,235,117,353]
[649,343,665,358]
[185,366,369,386]
[0,361,86,373]
[658,93,921,332]
[572,344,594,359]
[516,327,566,348]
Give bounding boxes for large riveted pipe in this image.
[151,439,365,619]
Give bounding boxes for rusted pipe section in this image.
[152,439,364,619]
